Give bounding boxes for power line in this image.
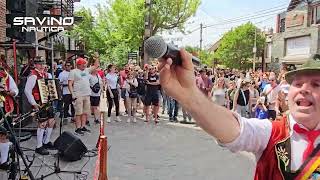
[204,0,302,27]
[187,1,302,33]
[204,8,285,28]
[205,13,279,29]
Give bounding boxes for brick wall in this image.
[0,0,5,43]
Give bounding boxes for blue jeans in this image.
[162,92,168,113]
[168,98,179,119]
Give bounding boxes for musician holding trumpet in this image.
[24,57,56,155]
[0,67,18,169]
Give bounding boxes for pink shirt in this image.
[119,70,128,88]
[196,76,210,96]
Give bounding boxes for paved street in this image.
[0,110,255,180]
[106,113,256,180]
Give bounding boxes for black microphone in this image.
[144,36,200,66]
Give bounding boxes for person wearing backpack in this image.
[89,68,103,124]
[123,71,138,123]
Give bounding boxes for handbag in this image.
[128,79,138,98]
[91,75,101,93]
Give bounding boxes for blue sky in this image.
[75,0,291,48]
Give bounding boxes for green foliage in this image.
[69,0,200,66]
[214,23,266,69]
[151,0,201,34]
[185,46,214,66]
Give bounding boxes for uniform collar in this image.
[289,114,320,135]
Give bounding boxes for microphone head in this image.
[144,36,167,59]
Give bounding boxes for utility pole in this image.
[143,0,152,65]
[200,23,203,51]
[253,28,257,71]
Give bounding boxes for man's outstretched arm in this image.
[158,49,240,144]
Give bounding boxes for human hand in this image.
[32,104,41,111]
[158,49,197,102]
[110,93,114,99]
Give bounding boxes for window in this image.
[286,36,311,56]
[311,6,320,24]
[280,18,286,32]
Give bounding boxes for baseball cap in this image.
[76,58,87,65]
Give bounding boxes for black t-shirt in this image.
[237,89,250,106]
[137,77,146,95]
[146,73,160,93]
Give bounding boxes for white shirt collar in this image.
[289,114,320,135]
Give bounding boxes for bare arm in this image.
[68,80,74,98]
[248,94,252,112]
[232,89,239,111]
[88,58,100,73]
[159,49,240,144]
[181,87,240,143]
[147,80,160,86]
[262,104,268,112]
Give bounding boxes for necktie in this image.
[293,124,320,161]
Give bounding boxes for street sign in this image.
[128,52,138,64]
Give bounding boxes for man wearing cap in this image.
[158,50,320,179]
[24,56,55,155]
[68,56,99,135]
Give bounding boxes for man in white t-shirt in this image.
[68,57,99,135]
[58,61,74,122]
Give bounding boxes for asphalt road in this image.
[0,110,255,180]
[106,114,256,180]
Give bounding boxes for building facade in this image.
[0,1,6,53]
[272,0,320,64]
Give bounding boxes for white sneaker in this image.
[132,117,137,123]
[127,118,131,123]
[115,116,121,122]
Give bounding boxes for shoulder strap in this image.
[266,85,277,96]
[240,89,247,105]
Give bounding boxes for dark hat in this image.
[285,54,320,84]
[34,56,46,65]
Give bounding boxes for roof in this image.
[287,0,302,11]
[208,38,222,52]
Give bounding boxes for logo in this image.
[13,17,74,32]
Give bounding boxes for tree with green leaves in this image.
[214,23,266,69]
[151,0,201,35]
[69,0,200,66]
[185,46,214,66]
